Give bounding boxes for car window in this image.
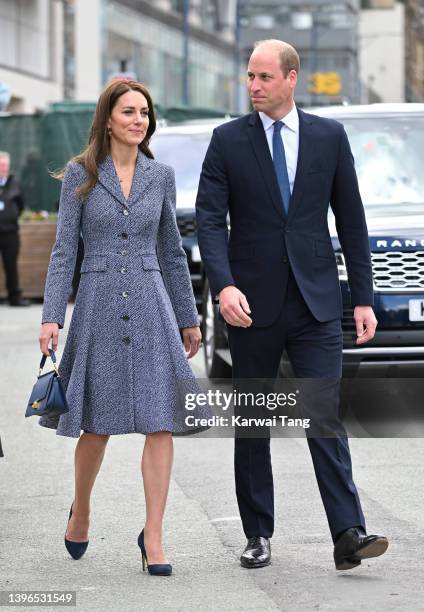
[340,116,424,207]
[152,116,424,212]
[151,132,211,208]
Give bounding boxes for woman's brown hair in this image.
[54,80,156,199]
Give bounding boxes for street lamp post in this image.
[182,0,190,106]
[234,0,242,113]
[310,16,319,107]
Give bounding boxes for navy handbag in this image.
[26,349,69,418]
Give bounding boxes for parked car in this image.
[152,104,424,378]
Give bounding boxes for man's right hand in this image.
[39,323,59,356]
[218,286,252,327]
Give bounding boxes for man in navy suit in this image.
[195,39,388,570]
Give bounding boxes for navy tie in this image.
[272,120,291,214]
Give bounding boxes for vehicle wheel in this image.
[202,278,232,379]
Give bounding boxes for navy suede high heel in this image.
[64,504,89,560]
[137,529,172,576]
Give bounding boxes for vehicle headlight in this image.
[335,252,348,281]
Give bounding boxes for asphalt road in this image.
[1,304,424,612]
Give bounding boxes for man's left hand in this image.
[182,326,202,358]
[354,305,377,345]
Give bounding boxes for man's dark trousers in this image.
[0,231,21,302]
[227,266,366,543]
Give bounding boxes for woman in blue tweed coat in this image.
[38,80,211,574]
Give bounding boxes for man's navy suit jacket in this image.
[195,107,374,328]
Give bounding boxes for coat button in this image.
[120,267,127,274]
[122,336,130,344]
[122,314,130,321]
[122,291,128,298]
[282,256,288,263]
[121,232,128,239]
[123,209,129,216]
[120,249,128,256]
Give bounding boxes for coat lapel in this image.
[127,151,154,206]
[247,112,286,221]
[97,151,155,207]
[97,154,126,206]
[286,108,315,223]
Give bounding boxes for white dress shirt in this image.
[259,105,299,195]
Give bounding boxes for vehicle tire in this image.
[201,278,232,379]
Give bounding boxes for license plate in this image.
[409,299,424,321]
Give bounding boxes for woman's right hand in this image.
[39,323,60,356]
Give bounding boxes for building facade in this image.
[359,0,405,103]
[0,0,64,112]
[239,0,361,107]
[0,0,239,113]
[405,0,424,102]
[63,0,239,111]
[103,0,237,110]
[2,0,413,113]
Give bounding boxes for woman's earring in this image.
[107,127,112,135]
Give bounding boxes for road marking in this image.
[210,516,241,523]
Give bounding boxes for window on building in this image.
[106,2,234,110]
[0,0,52,78]
[170,0,184,12]
[107,33,137,79]
[163,52,183,106]
[334,54,349,69]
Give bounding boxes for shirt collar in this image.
[259,104,299,133]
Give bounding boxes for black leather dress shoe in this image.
[334,527,389,570]
[240,536,271,569]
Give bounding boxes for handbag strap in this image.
[39,348,58,375]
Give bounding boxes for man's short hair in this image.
[0,151,10,163]
[254,39,300,77]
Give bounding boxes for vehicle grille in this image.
[341,306,356,346]
[371,251,424,291]
[177,217,197,237]
[342,307,356,330]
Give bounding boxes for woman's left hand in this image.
[182,326,202,359]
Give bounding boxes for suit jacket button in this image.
[121,232,128,239]
[282,256,288,263]
[122,336,130,344]
[120,267,127,274]
[123,209,129,216]
[122,291,129,298]
[122,314,130,321]
[120,249,128,256]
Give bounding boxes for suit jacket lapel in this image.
[287,108,315,223]
[247,112,286,221]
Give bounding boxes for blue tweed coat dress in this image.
[39,151,210,437]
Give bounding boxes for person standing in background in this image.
[0,151,30,307]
